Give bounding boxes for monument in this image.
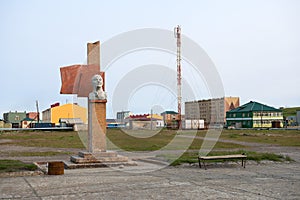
[60,41,135,168]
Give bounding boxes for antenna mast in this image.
[174,25,182,129]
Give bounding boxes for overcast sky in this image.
[1,0,299,119]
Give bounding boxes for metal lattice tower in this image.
[174,25,182,128]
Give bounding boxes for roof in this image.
[129,114,149,119]
[227,101,281,113]
[161,111,178,115]
[21,117,35,121]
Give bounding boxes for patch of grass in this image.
[229,133,239,138]
[167,150,294,166]
[220,129,300,146]
[106,129,177,151]
[0,151,73,157]
[0,131,84,148]
[106,129,245,151]
[281,107,300,118]
[0,129,245,151]
[0,160,37,173]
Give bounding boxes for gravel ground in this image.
[0,160,299,199]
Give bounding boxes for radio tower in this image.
[174,25,182,129]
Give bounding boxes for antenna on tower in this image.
[174,25,182,129]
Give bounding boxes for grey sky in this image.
[0,0,299,118]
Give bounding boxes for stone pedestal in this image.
[67,150,136,169]
[70,151,128,163]
[67,99,137,168]
[88,99,107,152]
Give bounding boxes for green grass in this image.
[0,151,73,157]
[0,131,84,148]
[219,129,300,146]
[0,160,37,173]
[106,129,245,151]
[281,107,300,117]
[106,129,176,151]
[168,150,294,166]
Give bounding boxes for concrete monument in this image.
[60,41,135,168]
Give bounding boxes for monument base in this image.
[65,151,137,169]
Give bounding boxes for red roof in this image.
[129,114,150,119]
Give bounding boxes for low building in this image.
[42,103,87,125]
[26,112,39,121]
[226,101,283,128]
[116,111,131,123]
[127,114,164,130]
[0,119,12,128]
[59,118,87,131]
[107,119,120,128]
[286,116,297,126]
[161,111,180,129]
[184,119,205,129]
[3,111,27,128]
[21,117,36,128]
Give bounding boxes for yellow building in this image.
[42,103,87,124]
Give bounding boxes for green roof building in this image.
[226,101,283,128]
[3,111,27,128]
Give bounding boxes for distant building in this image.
[106,119,120,128]
[184,119,205,129]
[127,114,164,130]
[59,118,86,131]
[3,111,27,128]
[116,111,131,124]
[226,101,283,128]
[185,97,240,126]
[42,103,87,125]
[26,112,39,121]
[0,119,12,128]
[161,111,180,129]
[286,116,297,126]
[21,117,36,128]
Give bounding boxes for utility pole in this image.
[150,109,153,130]
[36,100,40,123]
[174,25,182,129]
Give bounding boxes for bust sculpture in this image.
[89,74,107,100]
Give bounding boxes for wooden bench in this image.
[198,154,247,170]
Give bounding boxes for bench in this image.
[198,154,247,170]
